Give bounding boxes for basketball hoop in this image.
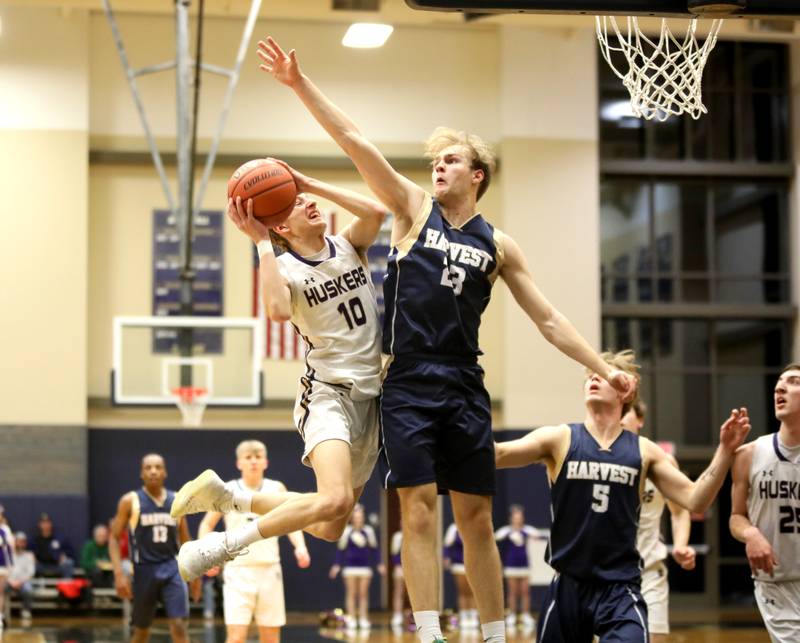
[171,386,209,427]
[596,15,724,121]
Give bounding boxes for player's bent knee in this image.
[318,489,353,521]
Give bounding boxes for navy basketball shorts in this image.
[132,559,189,628]
[537,573,648,643]
[379,357,495,495]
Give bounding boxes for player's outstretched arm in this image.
[257,37,426,231]
[495,424,567,470]
[271,160,389,255]
[109,493,133,600]
[649,408,751,514]
[498,234,634,399]
[227,196,292,322]
[729,444,778,577]
[662,453,696,570]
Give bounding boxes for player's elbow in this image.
[267,304,291,323]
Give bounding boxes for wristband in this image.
[256,239,274,259]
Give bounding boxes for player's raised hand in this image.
[227,197,270,245]
[719,408,751,454]
[671,545,696,571]
[267,158,311,193]
[745,529,778,577]
[257,36,302,87]
[607,369,636,402]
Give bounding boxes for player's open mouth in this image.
[589,384,600,393]
[436,178,446,186]
[776,397,786,406]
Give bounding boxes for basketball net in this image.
[171,386,208,427]
[596,16,723,121]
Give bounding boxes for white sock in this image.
[226,482,252,513]
[470,608,479,622]
[459,609,468,622]
[413,610,443,643]
[481,620,506,642]
[226,519,261,550]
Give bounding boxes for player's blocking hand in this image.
[607,369,636,402]
[257,36,302,87]
[671,545,696,571]
[114,573,133,600]
[719,408,751,454]
[745,530,779,577]
[268,158,311,193]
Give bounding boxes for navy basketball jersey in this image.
[547,423,643,583]
[129,488,180,565]
[383,195,504,358]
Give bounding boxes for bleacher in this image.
[4,569,131,622]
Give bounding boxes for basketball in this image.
[227,158,297,227]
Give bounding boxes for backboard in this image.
[111,316,264,406]
[405,0,800,17]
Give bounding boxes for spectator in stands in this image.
[7,532,35,624]
[0,506,13,633]
[31,514,74,578]
[80,524,113,588]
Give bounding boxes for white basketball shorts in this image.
[294,380,379,488]
[223,564,286,627]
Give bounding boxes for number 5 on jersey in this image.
[592,484,610,513]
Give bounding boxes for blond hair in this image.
[268,229,290,255]
[236,439,267,459]
[585,349,641,419]
[424,127,497,201]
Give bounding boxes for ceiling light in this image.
[342,23,393,49]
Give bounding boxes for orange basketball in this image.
[227,158,297,227]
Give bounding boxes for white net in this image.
[596,16,724,121]
[172,387,208,427]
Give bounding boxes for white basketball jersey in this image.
[637,478,667,568]
[747,433,800,583]
[277,235,381,401]
[224,478,281,566]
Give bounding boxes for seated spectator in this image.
[7,532,35,623]
[80,524,113,588]
[0,506,12,631]
[30,514,74,579]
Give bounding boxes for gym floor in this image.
[0,610,771,642]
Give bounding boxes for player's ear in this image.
[472,168,484,184]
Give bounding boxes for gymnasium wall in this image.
[0,6,89,425]
[0,5,601,425]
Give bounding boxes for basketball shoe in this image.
[177,531,245,581]
[171,469,238,518]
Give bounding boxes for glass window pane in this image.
[714,184,787,275]
[654,182,708,273]
[740,92,788,162]
[656,320,710,368]
[602,318,655,370]
[740,42,786,91]
[716,320,788,368]
[649,116,684,160]
[715,277,790,304]
[601,181,650,279]
[654,374,712,445]
[600,93,645,159]
[680,278,710,302]
[717,373,779,439]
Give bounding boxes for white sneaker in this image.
[21,610,32,621]
[358,618,371,630]
[171,470,236,518]
[505,613,517,629]
[521,612,536,632]
[177,531,244,581]
[344,616,357,632]
[390,612,403,629]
